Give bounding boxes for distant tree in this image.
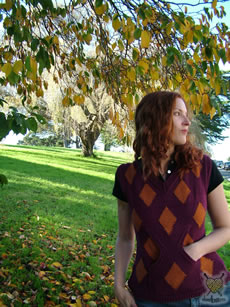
[195,73,230,143]
[18,132,65,147]
[100,120,120,151]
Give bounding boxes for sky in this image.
[0,0,230,161]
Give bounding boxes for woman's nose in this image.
[183,116,191,126]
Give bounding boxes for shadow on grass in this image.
[1,145,132,173]
[0,155,118,234]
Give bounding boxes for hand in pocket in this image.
[183,242,200,262]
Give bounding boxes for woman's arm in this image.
[184,183,230,261]
[114,199,137,307]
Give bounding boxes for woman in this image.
[112,91,230,306]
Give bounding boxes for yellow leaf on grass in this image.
[83,293,91,300]
[103,295,110,302]
[0,298,8,307]
[38,271,46,278]
[52,262,63,269]
[141,30,151,48]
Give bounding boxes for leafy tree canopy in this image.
[0,0,230,137]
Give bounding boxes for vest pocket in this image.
[147,247,202,294]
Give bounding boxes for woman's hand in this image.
[115,285,137,307]
[183,242,200,261]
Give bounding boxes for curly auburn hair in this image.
[133,91,203,179]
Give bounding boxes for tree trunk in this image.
[79,125,100,157]
[81,137,94,156]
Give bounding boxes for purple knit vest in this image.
[116,154,230,302]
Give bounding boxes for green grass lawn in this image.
[0,145,230,306]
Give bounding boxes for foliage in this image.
[0,99,46,141]
[0,0,230,138]
[18,132,66,147]
[0,145,229,305]
[195,72,230,143]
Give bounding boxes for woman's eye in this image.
[174,111,180,116]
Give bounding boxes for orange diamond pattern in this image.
[139,184,156,207]
[159,207,177,235]
[165,262,187,290]
[174,180,191,204]
[183,233,194,246]
[136,258,147,283]
[132,209,142,232]
[125,164,136,185]
[144,238,160,261]
[200,257,214,276]
[193,202,206,228]
[192,162,202,178]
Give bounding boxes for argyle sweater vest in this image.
[115,154,230,302]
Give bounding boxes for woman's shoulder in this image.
[115,160,140,183]
[201,154,213,165]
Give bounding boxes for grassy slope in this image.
[0,145,230,306]
[0,145,132,306]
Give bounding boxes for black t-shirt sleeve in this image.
[112,168,127,202]
[208,160,224,193]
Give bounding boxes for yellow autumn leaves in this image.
[1,60,23,77]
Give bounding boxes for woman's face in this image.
[171,97,191,146]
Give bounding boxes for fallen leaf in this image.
[82,293,91,300]
[103,295,110,302]
[38,271,46,278]
[52,262,63,269]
